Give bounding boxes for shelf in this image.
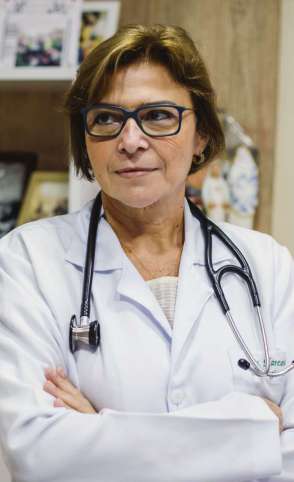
[0,67,75,90]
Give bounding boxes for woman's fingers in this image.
[44,367,78,397]
[43,379,86,411]
[53,397,71,409]
[43,379,80,409]
[263,398,283,433]
[43,367,97,414]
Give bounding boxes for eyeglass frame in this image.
[80,102,196,139]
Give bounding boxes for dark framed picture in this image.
[0,151,37,238]
[17,171,68,226]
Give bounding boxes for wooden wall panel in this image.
[0,0,280,232]
[0,89,69,170]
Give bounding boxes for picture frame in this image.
[0,151,37,238]
[17,171,69,226]
[78,0,120,64]
[0,0,82,76]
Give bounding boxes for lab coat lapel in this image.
[65,197,234,351]
[171,200,233,369]
[171,202,213,368]
[116,259,173,340]
[65,200,124,271]
[65,199,173,338]
[171,260,213,369]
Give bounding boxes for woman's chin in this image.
[111,191,166,209]
[121,197,160,209]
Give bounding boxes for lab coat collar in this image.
[65,197,234,271]
[65,199,124,271]
[168,202,235,367]
[182,198,234,267]
[65,197,235,357]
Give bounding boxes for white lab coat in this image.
[0,198,293,482]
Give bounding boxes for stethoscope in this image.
[69,192,294,378]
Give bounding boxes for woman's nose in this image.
[117,118,149,154]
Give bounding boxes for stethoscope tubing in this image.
[80,194,102,321]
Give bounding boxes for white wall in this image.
[272,0,294,255]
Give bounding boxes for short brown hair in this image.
[64,24,225,180]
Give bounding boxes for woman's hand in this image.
[43,367,97,414]
[263,398,283,433]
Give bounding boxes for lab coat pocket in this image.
[228,346,286,404]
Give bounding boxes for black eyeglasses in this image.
[81,103,195,139]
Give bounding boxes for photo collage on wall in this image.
[0,0,82,68]
[0,0,120,69]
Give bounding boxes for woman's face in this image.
[85,61,207,208]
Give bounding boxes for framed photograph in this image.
[17,171,69,226]
[78,1,120,64]
[15,16,66,67]
[0,151,37,238]
[0,0,82,70]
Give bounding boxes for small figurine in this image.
[201,160,230,222]
[227,145,259,228]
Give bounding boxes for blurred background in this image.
[0,0,294,479]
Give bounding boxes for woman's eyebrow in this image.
[101,100,178,109]
[137,100,178,107]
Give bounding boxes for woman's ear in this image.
[194,132,209,157]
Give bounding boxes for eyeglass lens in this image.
[85,106,180,137]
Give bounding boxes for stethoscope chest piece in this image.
[69,315,100,354]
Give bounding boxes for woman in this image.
[0,24,293,482]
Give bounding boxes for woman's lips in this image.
[115,168,158,178]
